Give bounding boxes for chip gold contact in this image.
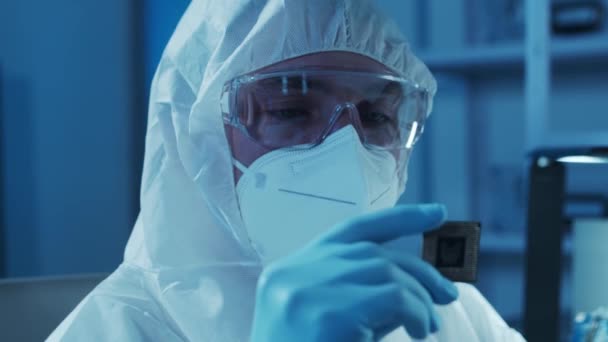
[422,221,481,283]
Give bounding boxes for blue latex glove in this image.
[250,204,459,341]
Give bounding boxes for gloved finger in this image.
[334,241,381,259]
[386,264,440,332]
[320,204,446,245]
[382,248,459,305]
[333,257,440,330]
[331,257,394,285]
[335,239,454,310]
[352,284,433,340]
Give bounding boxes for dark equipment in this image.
[523,147,608,342]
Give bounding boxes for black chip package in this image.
[422,221,481,283]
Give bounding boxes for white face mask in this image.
[234,126,401,264]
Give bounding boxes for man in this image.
[50,1,525,340]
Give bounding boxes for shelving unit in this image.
[376,1,608,251]
[480,232,573,255]
[377,3,606,338]
[420,35,608,73]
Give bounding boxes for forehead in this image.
[253,51,397,75]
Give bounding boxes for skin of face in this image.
[224,51,399,185]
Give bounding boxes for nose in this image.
[322,102,365,142]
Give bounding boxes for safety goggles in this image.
[221,70,430,151]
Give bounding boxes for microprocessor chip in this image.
[422,221,481,283]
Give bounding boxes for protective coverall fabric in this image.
[48,0,525,341]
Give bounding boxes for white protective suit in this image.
[49,0,525,341]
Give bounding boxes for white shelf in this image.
[480,232,573,255]
[419,36,608,73]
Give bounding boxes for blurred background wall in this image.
[0,0,186,277]
[1,1,142,277]
[1,0,607,338]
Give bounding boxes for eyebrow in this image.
[375,81,405,105]
[372,81,403,96]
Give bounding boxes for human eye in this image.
[361,111,393,126]
[264,108,311,121]
[356,100,394,126]
[257,92,322,123]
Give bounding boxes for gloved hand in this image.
[250,204,459,341]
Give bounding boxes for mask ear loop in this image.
[233,158,248,175]
[233,158,267,189]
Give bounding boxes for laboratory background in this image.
[1,0,607,341]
